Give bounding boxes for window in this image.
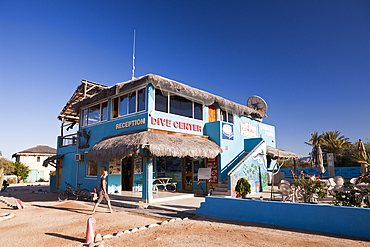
[81,101,108,126]
[87,162,98,176]
[221,109,233,124]
[37,157,40,162]
[112,88,146,118]
[155,89,203,120]
[170,95,192,118]
[155,89,168,112]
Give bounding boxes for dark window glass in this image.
[112,97,118,118]
[227,112,233,124]
[221,109,226,122]
[82,109,88,126]
[155,89,168,113]
[87,162,98,176]
[101,102,108,121]
[137,88,146,111]
[88,104,100,125]
[128,92,136,114]
[194,102,203,120]
[170,95,192,118]
[120,95,128,116]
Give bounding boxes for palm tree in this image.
[322,130,351,156]
[305,131,325,166]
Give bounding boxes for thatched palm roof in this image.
[58,79,109,123]
[72,74,267,119]
[87,131,223,162]
[266,146,302,159]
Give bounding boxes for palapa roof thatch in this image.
[72,74,267,119]
[58,79,109,123]
[87,131,223,162]
[266,146,302,159]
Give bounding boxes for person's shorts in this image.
[96,190,110,203]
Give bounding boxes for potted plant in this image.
[235,177,251,199]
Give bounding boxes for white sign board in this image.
[240,122,256,138]
[198,168,211,180]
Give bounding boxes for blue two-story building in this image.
[46,74,282,202]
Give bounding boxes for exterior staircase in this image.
[211,177,230,197]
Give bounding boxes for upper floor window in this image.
[81,101,108,126]
[112,88,146,119]
[37,157,40,162]
[221,109,233,124]
[155,89,203,120]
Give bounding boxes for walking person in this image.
[92,170,113,214]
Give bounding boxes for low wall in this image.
[279,167,360,178]
[196,197,370,239]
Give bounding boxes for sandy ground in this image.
[0,185,369,247]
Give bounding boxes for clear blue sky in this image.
[1,1,369,160]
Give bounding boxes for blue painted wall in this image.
[55,79,276,196]
[279,167,361,179]
[229,141,268,196]
[197,196,370,239]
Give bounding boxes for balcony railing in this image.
[60,133,77,147]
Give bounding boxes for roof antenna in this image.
[132,29,136,80]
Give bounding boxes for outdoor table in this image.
[153,178,173,192]
[354,183,369,190]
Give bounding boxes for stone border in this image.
[85,217,189,246]
[0,197,16,209]
[0,213,15,222]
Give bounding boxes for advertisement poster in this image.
[109,160,121,175]
[222,122,234,140]
[206,157,218,184]
[134,154,143,174]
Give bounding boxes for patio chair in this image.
[334,176,345,186]
[278,182,295,202]
[324,178,338,196]
[280,179,291,186]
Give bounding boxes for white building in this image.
[12,145,56,182]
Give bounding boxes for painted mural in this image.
[230,145,268,198]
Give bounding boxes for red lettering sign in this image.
[151,117,202,133]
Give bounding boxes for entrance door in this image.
[208,104,217,122]
[121,157,133,191]
[182,157,193,191]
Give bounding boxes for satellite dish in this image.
[247,96,268,114]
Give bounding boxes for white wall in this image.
[18,155,55,182]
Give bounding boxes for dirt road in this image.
[0,185,369,247]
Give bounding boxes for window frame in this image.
[81,100,109,127]
[86,161,98,177]
[154,88,204,121]
[220,109,234,124]
[111,87,146,119]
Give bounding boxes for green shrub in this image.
[235,177,251,199]
[7,178,17,184]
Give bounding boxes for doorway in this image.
[121,157,133,191]
[182,157,193,191]
[56,160,62,190]
[208,104,217,122]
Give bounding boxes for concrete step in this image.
[211,191,230,197]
